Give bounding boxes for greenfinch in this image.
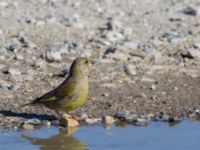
[23,57,93,114]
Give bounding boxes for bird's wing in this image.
[33,78,76,104]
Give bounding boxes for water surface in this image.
[0,120,199,150]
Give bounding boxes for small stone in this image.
[0,1,8,7]
[42,51,62,62]
[59,114,79,127]
[104,47,117,55]
[141,76,155,82]
[36,21,45,26]
[125,114,138,123]
[22,124,34,130]
[114,111,130,121]
[62,18,72,27]
[58,44,70,54]
[27,42,37,49]
[102,116,115,124]
[46,15,56,23]
[45,121,51,126]
[19,36,28,44]
[147,114,155,120]
[102,93,109,97]
[0,80,10,88]
[174,87,179,91]
[188,113,198,121]
[15,54,24,60]
[85,118,100,124]
[150,84,156,90]
[124,64,137,76]
[25,118,41,125]
[104,31,124,42]
[168,116,181,123]
[8,68,21,76]
[158,114,170,121]
[133,118,148,126]
[195,109,200,114]
[106,19,122,31]
[9,44,19,52]
[185,48,200,59]
[182,7,197,16]
[80,113,88,121]
[0,47,6,57]
[8,83,19,91]
[73,40,83,49]
[120,41,139,49]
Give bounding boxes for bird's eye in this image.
[85,60,88,64]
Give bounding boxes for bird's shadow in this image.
[0,110,57,121]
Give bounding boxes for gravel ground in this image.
[1,0,200,130]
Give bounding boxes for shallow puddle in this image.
[0,120,200,150]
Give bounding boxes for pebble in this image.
[62,18,73,27]
[0,80,10,88]
[46,121,51,126]
[120,41,139,49]
[80,113,88,121]
[42,51,62,62]
[25,118,41,125]
[106,19,122,31]
[36,20,45,26]
[103,31,124,42]
[185,48,200,59]
[124,64,137,76]
[104,47,117,55]
[147,114,155,120]
[114,111,131,121]
[19,36,28,44]
[0,47,6,57]
[85,118,101,124]
[73,40,83,49]
[141,76,155,82]
[15,54,24,60]
[150,84,156,90]
[102,116,115,124]
[8,83,19,91]
[157,114,170,121]
[59,114,79,127]
[0,1,8,7]
[102,92,109,97]
[22,124,34,130]
[133,118,148,126]
[182,7,197,16]
[26,42,37,50]
[8,68,21,76]
[8,44,20,52]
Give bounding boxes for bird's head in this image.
[69,57,93,78]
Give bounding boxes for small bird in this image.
[23,57,93,117]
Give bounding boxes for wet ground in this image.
[0,120,200,150]
[1,0,200,129]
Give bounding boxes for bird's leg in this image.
[67,112,80,121]
[55,110,65,119]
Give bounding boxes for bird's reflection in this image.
[21,127,88,150]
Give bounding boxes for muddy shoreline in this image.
[1,0,200,130]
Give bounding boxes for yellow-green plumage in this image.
[26,57,92,113]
